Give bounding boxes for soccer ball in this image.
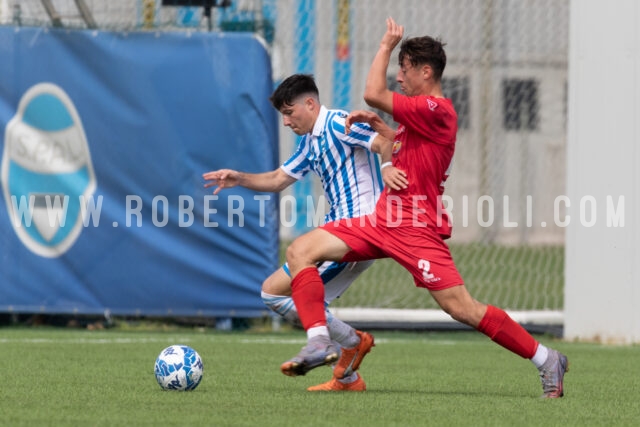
[154,345,204,391]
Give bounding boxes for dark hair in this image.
[270,74,319,110]
[398,36,447,81]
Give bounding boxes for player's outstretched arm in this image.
[203,168,296,195]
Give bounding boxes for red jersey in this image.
[376,92,457,238]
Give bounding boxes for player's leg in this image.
[321,260,372,347]
[307,260,376,390]
[262,260,375,387]
[261,262,369,350]
[320,260,376,380]
[286,228,354,331]
[280,227,352,376]
[261,267,299,326]
[283,220,385,378]
[430,285,569,398]
[382,226,568,398]
[261,265,367,388]
[430,285,534,350]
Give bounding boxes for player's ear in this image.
[422,64,432,80]
[305,96,316,111]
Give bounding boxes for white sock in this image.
[531,344,549,369]
[307,326,330,339]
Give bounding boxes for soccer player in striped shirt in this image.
[203,74,403,391]
[282,19,568,398]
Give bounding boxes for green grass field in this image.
[2,327,639,426]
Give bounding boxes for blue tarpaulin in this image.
[0,26,279,317]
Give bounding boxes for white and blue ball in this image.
[154,345,203,391]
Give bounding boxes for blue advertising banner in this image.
[0,26,279,317]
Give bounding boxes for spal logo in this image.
[1,83,97,257]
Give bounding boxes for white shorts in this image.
[283,260,375,303]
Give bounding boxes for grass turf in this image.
[1,327,639,426]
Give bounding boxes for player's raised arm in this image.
[202,168,296,195]
[364,17,404,114]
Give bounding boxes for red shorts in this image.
[321,216,463,291]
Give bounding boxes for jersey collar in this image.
[311,105,329,137]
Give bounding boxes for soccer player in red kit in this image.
[282,17,569,398]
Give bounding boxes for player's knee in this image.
[261,269,292,296]
[286,238,312,267]
[286,229,335,268]
[261,276,275,294]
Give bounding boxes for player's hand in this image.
[382,165,408,191]
[345,110,383,134]
[381,17,404,51]
[202,169,240,195]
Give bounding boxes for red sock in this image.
[291,266,326,330]
[477,305,538,359]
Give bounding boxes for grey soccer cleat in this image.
[539,349,569,398]
[280,335,339,377]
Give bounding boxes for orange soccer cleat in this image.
[307,374,366,392]
[333,330,375,379]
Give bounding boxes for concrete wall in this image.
[564,0,640,343]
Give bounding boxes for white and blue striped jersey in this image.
[281,106,384,223]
